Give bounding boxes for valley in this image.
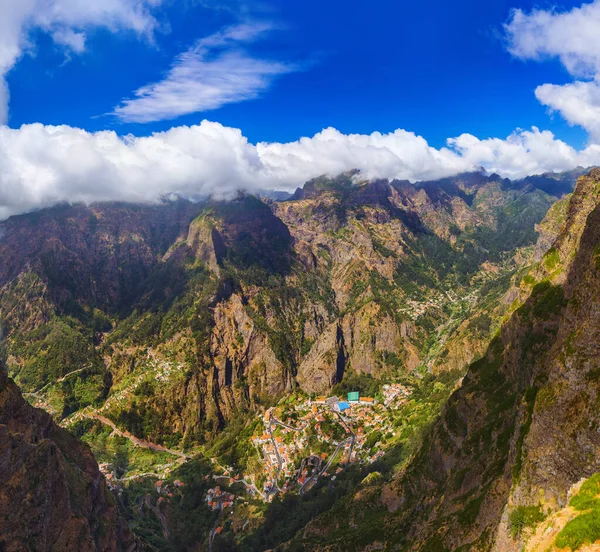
[2,168,597,551]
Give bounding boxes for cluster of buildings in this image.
[26,394,57,416]
[205,486,235,512]
[146,350,185,384]
[155,479,185,497]
[248,391,394,495]
[312,394,376,410]
[98,462,120,491]
[400,295,446,320]
[398,289,478,321]
[382,383,411,407]
[201,383,415,507]
[253,431,294,489]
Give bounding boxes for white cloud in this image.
[256,127,468,184]
[112,22,297,123]
[0,121,596,220]
[505,2,600,78]
[0,0,597,223]
[0,0,163,124]
[536,81,600,141]
[447,127,581,178]
[51,29,87,53]
[505,1,600,143]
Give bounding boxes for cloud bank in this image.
[0,121,598,220]
[0,1,599,220]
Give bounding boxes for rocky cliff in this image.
[0,366,136,552]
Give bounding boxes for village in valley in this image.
[204,383,412,511]
[73,378,417,545]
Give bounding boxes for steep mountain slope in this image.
[279,168,600,551]
[276,171,563,378]
[0,365,137,552]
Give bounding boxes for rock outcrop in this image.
[0,366,136,552]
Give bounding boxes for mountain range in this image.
[2,167,600,551]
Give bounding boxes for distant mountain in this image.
[257,188,293,201]
[516,167,590,196]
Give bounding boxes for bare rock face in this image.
[341,303,413,375]
[184,217,222,274]
[0,367,136,552]
[211,293,291,406]
[0,202,202,312]
[297,322,346,394]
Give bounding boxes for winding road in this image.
[299,437,352,495]
[212,474,265,500]
[208,503,224,552]
[265,412,285,497]
[145,495,169,539]
[298,410,356,496]
[25,366,91,397]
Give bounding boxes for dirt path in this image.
[25,366,90,397]
[82,412,190,459]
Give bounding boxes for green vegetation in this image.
[331,371,380,398]
[509,504,545,537]
[206,417,262,472]
[544,248,561,271]
[72,418,174,476]
[517,281,567,321]
[10,317,103,391]
[122,459,218,551]
[555,473,600,550]
[468,312,492,336]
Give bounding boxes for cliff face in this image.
[0,367,136,552]
[495,170,600,551]
[0,201,202,312]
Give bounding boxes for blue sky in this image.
[4,0,588,147]
[1,0,600,219]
